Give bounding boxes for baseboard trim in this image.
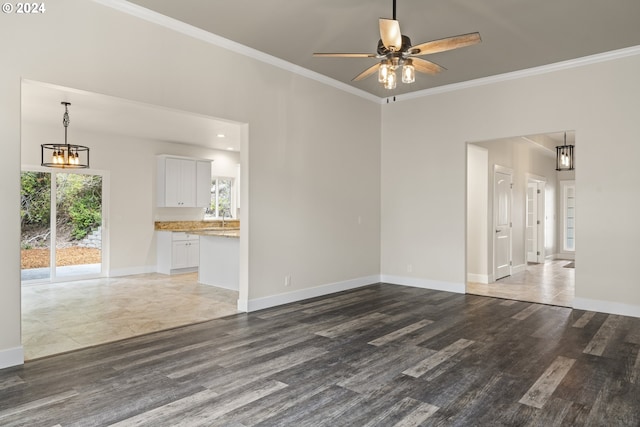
[380,275,465,294]
[0,346,24,369]
[573,297,640,318]
[109,266,156,277]
[466,273,489,284]
[239,275,380,312]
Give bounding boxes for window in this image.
[204,177,234,219]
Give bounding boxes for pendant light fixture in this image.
[41,102,89,169]
[555,132,574,171]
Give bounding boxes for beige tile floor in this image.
[466,259,575,307]
[22,272,239,360]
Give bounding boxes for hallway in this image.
[467,259,575,307]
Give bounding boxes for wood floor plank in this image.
[572,311,596,328]
[173,380,288,427]
[109,388,219,426]
[0,390,78,421]
[631,350,640,384]
[512,303,543,321]
[368,319,433,347]
[315,312,390,338]
[361,396,439,427]
[519,356,576,408]
[403,338,474,378]
[583,314,623,356]
[0,375,24,391]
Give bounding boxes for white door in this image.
[526,183,538,263]
[494,168,512,280]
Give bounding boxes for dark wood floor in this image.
[1,283,639,426]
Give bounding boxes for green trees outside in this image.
[21,172,102,247]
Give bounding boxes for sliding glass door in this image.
[21,169,104,283]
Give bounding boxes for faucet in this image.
[222,209,229,228]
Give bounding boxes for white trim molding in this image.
[380,275,465,294]
[573,297,640,319]
[0,346,24,369]
[237,275,380,312]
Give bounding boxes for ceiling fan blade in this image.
[411,58,445,75]
[313,53,377,58]
[379,18,402,51]
[409,32,481,56]
[352,63,381,82]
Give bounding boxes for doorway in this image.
[466,132,576,307]
[21,168,105,283]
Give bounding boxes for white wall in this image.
[21,122,240,275]
[0,0,381,368]
[382,52,640,317]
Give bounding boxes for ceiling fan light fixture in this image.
[402,59,415,84]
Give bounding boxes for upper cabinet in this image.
[157,155,212,208]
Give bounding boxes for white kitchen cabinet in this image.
[196,160,212,208]
[157,231,199,274]
[157,155,212,208]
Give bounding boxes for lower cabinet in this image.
[157,231,200,274]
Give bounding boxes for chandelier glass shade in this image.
[41,102,89,169]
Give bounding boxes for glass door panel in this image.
[21,169,103,283]
[20,171,52,281]
[55,173,103,278]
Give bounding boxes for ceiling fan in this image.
[313,0,481,89]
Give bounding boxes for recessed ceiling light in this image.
[227,147,234,151]
[217,134,225,138]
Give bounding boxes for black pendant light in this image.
[555,133,574,171]
[41,102,90,169]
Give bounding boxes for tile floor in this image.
[21,272,239,360]
[466,259,575,307]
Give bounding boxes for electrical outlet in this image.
[357,216,362,225]
[407,264,413,273]
[284,275,291,287]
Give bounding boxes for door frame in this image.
[493,165,513,281]
[20,165,109,284]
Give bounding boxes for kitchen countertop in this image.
[154,220,240,232]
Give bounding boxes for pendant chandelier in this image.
[41,102,90,169]
[555,132,574,171]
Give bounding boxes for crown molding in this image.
[94,1,640,106]
[394,45,640,103]
[93,0,381,103]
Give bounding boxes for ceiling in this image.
[22,81,242,151]
[125,0,640,98]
